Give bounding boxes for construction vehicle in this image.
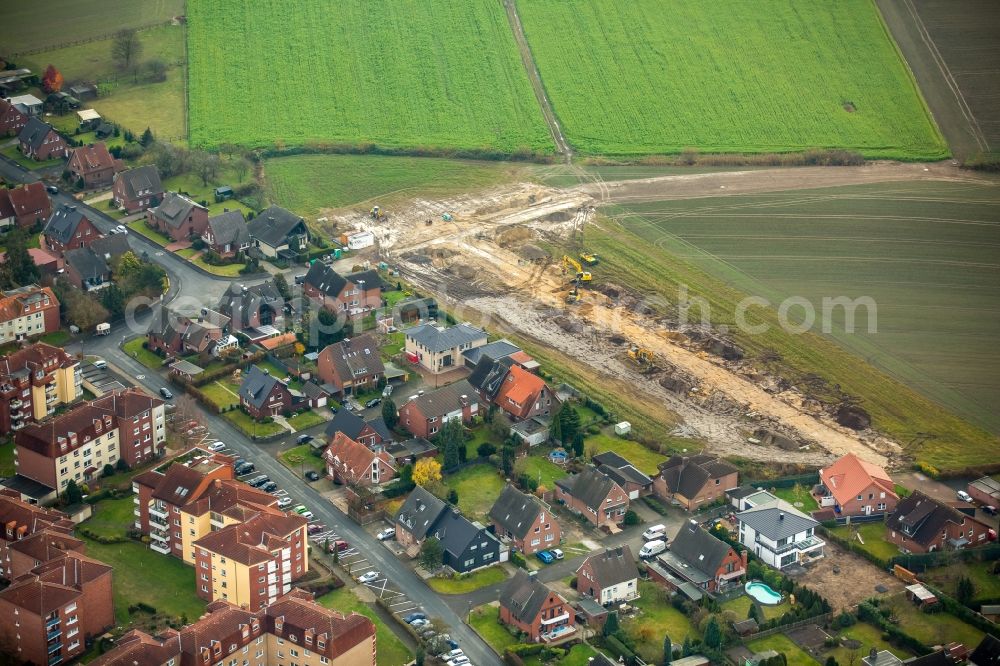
[628,345,655,365]
[369,206,385,220]
[580,252,599,266]
[566,278,581,304]
[562,255,592,281]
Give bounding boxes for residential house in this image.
[66,142,121,188]
[814,452,898,518]
[239,365,302,419]
[90,388,167,468]
[111,165,163,214]
[302,262,382,319]
[0,181,51,230]
[323,409,391,449]
[89,589,376,666]
[6,526,85,581]
[653,454,739,511]
[653,521,746,593]
[576,545,640,605]
[194,510,308,611]
[203,209,250,258]
[146,306,189,356]
[969,635,1000,666]
[499,569,576,643]
[398,379,480,439]
[316,334,384,396]
[736,499,825,569]
[493,363,559,421]
[43,203,103,255]
[489,484,561,555]
[8,94,44,116]
[247,205,309,258]
[0,490,75,580]
[323,432,396,487]
[146,191,208,242]
[968,477,1000,507]
[0,285,60,345]
[0,342,79,435]
[146,306,231,358]
[394,485,447,552]
[554,466,629,529]
[132,452,277,561]
[385,438,437,468]
[462,338,522,369]
[17,117,69,160]
[63,233,130,291]
[430,507,504,573]
[0,551,114,666]
[593,451,653,499]
[218,281,283,332]
[886,490,994,553]
[404,323,487,374]
[0,97,28,136]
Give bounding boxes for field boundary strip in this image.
[9,19,177,56]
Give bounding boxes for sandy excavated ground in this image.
[322,162,989,466]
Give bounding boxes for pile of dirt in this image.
[753,428,800,451]
[545,210,574,222]
[595,283,624,299]
[447,264,478,280]
[519,244,548,261]
[553,316,584,334]
[705,337,745,361]
[497,225,533,247]
[608,335,628,346]
[836,404,871,430]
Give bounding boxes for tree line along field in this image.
[516,0,949,159]
[187,0,552,153]
[589,180,1000,472]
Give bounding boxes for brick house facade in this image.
[576,546,640,605]
[18,117,69,160]
[814,452,899,518]
[111,165,163,214]
[886,491,994,554]
[67,143,120,188]
[302,263,382,320]
[499,570,575,643]
[554,467,629,529]
[398,380,479,439]
[0,98,28,136]
[0,181,51,229]
[489,484,561,555]
[653,454,739,511]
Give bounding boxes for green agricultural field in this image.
[590,179,1000,470]
[517,0,947,159]
[0,0,184,53]
[187,0,551,153]
[264,154,531,215]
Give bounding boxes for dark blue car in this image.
[536,550,554,564]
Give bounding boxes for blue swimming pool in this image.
[745,581,782,605]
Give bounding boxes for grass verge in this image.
[469,605,519,655]
[223,410,287,438]
[316,586,413,666]
[280,444,327,474]
[122,337,165,369]
[427,567,508,595]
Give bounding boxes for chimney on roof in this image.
[460,394,468,406]
[779,512,785,520]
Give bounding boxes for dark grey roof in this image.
[406,379,477,418]
[577,545,638,588]
[43,203,89,245]
[489,485,545,539]
[1,474,55,499]
[736,499,817,541]
[405,323,486,354]
[345,269,382,291]
[367,416,393,442]
[324,409,366,440]
[430,509,496,558]
[149,192,204,229]
[555,466,622,511]
[658,454,737,500]
[886,491,968,549]
[247,205,307,248]
[463,339,520,365]
[206,209,248,247]
[18,117,57,151]
[216,281,283,329]
[499,569,556,624]
[593,451,653,488]
[970,635,1000,666]
[467,356,514,399]
[907,652,956,666]
[662,522,734,582]
[727,486,757,501]
[114,165,162,200]
[395,486,447,541]
[317,334,384,386]
[304,261,346,298]
[64,246,109,281]
[146,306,187,346]
[302,381,327,400]
[91,232,130,258]
[239,365,282,409]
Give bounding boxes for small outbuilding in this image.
[614,421,631,436]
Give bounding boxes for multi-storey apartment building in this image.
[0,285,60,345]
[0,342,80,435]
[0,490,76,581]
[90,388,167,468]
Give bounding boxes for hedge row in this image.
[921,582,1000,639]
[857,601,931,656]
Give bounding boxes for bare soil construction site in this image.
[319,162,995,469]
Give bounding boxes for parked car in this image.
[307,523,325,534]
[277,497,293,508]
[305,471,321,481]
[984,505,998,516]
[639,539,667,559]
[333,539,349,552]
[642,524,667,542]
[382,384,393,398]
[364,397,381,409]
[159,387,173,399]
[376,527,396,541]
[535,550,554,564]
[296,433,313,444]
[443,649,465,661]
[208,441,226,451]
[235,462,255,475]
[357,571,379,584]
[550,548,564,560]
[293,505,309,514]
[410,618,430,628]
[301,511,314,520]
[403,612,427,624]
[446,657,470,666]
[92,358,108,369]
[248,475,270,488]
[45,184,59,195]
[114,224,128,235]
[261,481,278,493]
[958,490,974,503]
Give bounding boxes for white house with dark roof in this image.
[736,499,824,570]
[404,323,487,374]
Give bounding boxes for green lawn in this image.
[586,433,667,475]
[522,644,601,666]
[427,567,508,594]
[91,67,186,141]
[464,425,506,461]
[190,255,249,277]
[383,291,409,308]
[264,154,532,215]
[623,582,695,663]
[199,381,239,410]
[884,594,985,650]
[176,248,197,258]
[381,331,405,357]
[747,633,818,666]
[279,445,327,474]
[223,410,288,438]
[444,464,506,521]
[721,593,753,618]
[287,411,327,432]
[1,145,64,169]
[83,496,136,539]
[316,586,413,666]
[160,170,256,216]
[122,337,165,369]
[80,537,204,625]
[771,485,819,512]
[0,441,15,477]
[922,560,1000,602]
[828,522,899,562]
[469,605,520,654]
[516,455,568,490]
[126,219,171,246]
[829,621,911,665]
[38,330,71,346]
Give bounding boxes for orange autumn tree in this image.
[42,65,63,93]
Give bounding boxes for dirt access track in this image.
[326,162,991,467]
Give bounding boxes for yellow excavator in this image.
[628,345,655,365]
[566,278,581,304]
[580,252,599,266]
[562,255,592,281]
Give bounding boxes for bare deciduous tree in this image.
[112,29,143,73]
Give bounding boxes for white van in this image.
[957,490,973,503]
[642,524,667,542]
[639,539,667,559]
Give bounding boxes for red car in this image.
[307,524,325,534]
[334,539,349,552]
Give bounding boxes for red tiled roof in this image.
[497,364,546,407]
[15,403,115,458]
[194,512,306,565]
[323,432,395,484]
[69,142,117,175]
[0,285,58,324]
[7,182,50,218]
[820,453,896,507]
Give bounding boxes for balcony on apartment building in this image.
[9,398,23,408]
[209,511,225,530]
[150,529,170,543]
[763,534,826,556]
[48,654,63,666]
[149,503,169,520]
[150,541,171,555]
